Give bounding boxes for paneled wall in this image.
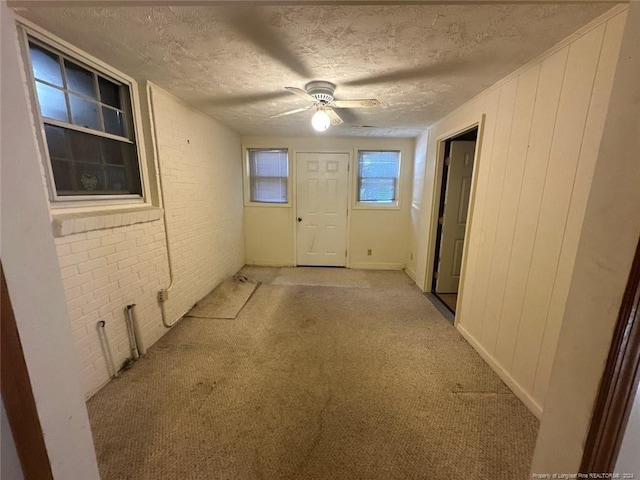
[242,136,414,270]
[409,6,627,417]
[54,84,244,397]
[532,2,640,471]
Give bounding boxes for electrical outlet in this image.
[367,249,372,256]
[157,289,169,302]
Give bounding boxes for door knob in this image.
[297,217,302,222]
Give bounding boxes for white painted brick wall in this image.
[54,85,244,398]
[151,85,245,324]
[56,220,169,397]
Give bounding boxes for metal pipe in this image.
[160,301,189,330]
[96,321,118,378]
[127,304,146,356]
[147,83,181,329]
[125,306,139,360]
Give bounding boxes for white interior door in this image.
[436,140,476,293]
[296,152,349,266]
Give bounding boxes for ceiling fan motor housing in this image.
[306,81,335,103]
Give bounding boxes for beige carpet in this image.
[272,267,370,288]
[187,275,260,319]
[87,267,538,480]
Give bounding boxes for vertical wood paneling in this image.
[510,24,607,392]
[413,8,627,415]
[480,65,540,353]
[457,89,500,325]
[533,13,627,404]
[421,9,627,415]
[465,80,517,338]
[494,48,569,369]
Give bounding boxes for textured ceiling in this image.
[15,3,613,137]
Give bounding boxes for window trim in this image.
[17,18,150,208]
[28,37,133,143]
[242,146,292,207]
[353,149,402,210]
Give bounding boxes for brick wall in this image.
[55,85,244,397]
[56,218,169,396]
[151,85,245,324]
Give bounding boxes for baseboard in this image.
[245,260,295,267]
[349,262,405,270]
[405,266,417,282]
[246,260,405,271]
[456,323,543,420]
[86,378,111,400]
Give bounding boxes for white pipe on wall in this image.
[125,306,139,361]
[96,321,118,378]
[147,83,183,329]
[128,304,146,357]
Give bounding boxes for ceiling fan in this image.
[270,81,380,132]
[215,9,475,132]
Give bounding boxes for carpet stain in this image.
[87,267,538,480]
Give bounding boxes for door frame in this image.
[292,149,353,268]
[580,237,640,473]
[1,263,54,479]
[424,115,486,322]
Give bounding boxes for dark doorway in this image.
[431,127,479,315]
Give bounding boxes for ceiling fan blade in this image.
[325,108,344,126]
[209,91,290,107]
[343,61,464,87]
[331,99,380,109]
[285,87,316,102]
[331,107,359,125]
[228,10,313,78]
[269,105,312,119]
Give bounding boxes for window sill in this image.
[53,205,163,237]
[243,202,292,208]
[352,202,401,211]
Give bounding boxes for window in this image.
[25,37,142,199]
[247,149,288,204]
[357,150,401,205]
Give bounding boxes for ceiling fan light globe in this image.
[311,110,331,132]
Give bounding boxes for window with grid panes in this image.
[26,38,142,199]
[357,150,401,205]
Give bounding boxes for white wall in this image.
[532,1,640,472]
[406,130,428,282]
[52,83,245,397]
[409,6,628,417]
[242,136,414,270]
[55,210,170,396]
[8,17,245,397]
[0,4,100,477]
[149,84,245,324]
